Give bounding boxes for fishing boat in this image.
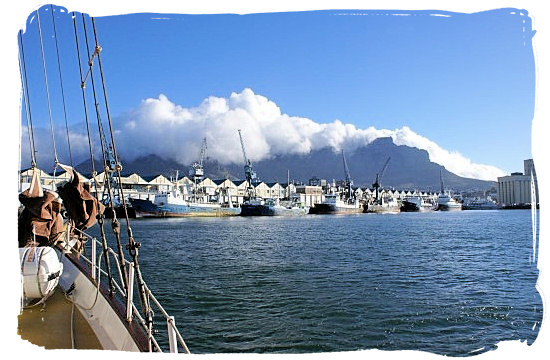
[462,197,499,210]
[17,7,190,352]
[309,193,362,214]
[436,171,462,211]
[400,195,436,212]
[240,197,309,216]
[129,188,240,217]
[364,195,400,214]
[363,156,399,213]
[309,150,362,215]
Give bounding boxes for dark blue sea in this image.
[102,209,542,355]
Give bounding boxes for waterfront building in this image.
[234,180,250,198]
[145,174,173,193]
[119,173,150,197]
[254,181,272,199]
[266,182,285,199]
[497,159,538,206]
[295,185,323,207]
[213,179,239,204]
[197,178,218,197]
[308,176,328,189]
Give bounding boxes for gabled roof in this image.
[144,174,172,184]
[233,180,248,186]
[120,173,148,185]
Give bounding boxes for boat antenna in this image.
[18,30,37,169]
[50,5,74,167]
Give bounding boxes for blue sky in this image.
[18,6,536,178]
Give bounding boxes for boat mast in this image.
[439,169,444,194]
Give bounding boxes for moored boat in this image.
[462,197,499,210]
[240,197,309,216]
[400,195,436,212]
[365,196,400,214]
[436,193,463,211]
[309,193,362,214]
[129,192,240,217]
[436,170,462,211]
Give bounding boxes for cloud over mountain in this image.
[114,88,505,181]
[20,88,505,181]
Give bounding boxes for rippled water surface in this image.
[107,210,542,355]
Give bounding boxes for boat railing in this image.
[70,226,190,353]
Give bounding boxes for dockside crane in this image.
[238,129,260,197]
[342,149,354,200]
[189,137,208,201]
[373,156,391,202]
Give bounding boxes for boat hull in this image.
[309,203,362,215]
[129,198,240,217]
[364,204,401,214]
[400,200,420,212]
[436,203,463,211]
[240,204,308,216]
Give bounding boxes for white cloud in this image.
[115,89,505,181]
[20,88,506,181]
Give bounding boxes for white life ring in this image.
[19,247,63,300]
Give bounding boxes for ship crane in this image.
[341,149,353,201]
[373,156,391,203]
[189,137,207,201]
[238,129,259,197]
[189,137,207,181]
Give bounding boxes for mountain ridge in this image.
[76,137,496,192]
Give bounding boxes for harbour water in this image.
[96,210,542,355]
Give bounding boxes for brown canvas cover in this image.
[57,165,104,231]
[18,170,64,247]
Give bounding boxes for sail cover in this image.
[18,170,64,247]
[57,165,104,231]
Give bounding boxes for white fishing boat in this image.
[401,195,436,212]
[436,171,462,211]
[309,193,363,214]
[17,7,190,352]
[365,195,400,214]
[241,197,309,216]
[462,197,499,210]
[310,150,362,215]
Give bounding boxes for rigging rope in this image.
[36,9,59,170]
[72,11,116,296]
[81,14,130,293]
[50,5,74,167]
[92,16,154,345]
[18,30,37,168]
